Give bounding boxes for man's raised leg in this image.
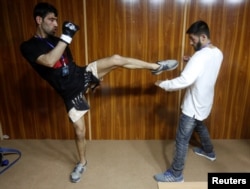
[95,54,178,78]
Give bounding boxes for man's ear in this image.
[35,16,42,24]
[200,34,208,43]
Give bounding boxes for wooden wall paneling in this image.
[0,0,36,139]
[86,0,184,139]
[223,0,250,139]
[0,0,250,139]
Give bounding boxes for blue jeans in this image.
[170,113,214,177]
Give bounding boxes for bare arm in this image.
[36,41,67,67]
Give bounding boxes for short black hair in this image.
[186,20,210,38]
[33,2,58,21]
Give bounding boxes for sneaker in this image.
[70,162,87,183]
[154,169,184,182]
[193,147,216,161]
[151,60,178,75]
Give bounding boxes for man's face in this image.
[188,34,202,51]
[40,13,58,36]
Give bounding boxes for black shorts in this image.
[64,92,90,112]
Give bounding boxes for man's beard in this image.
[194,40,202,51]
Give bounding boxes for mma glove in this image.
[60,21,79,44]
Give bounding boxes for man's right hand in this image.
[60,21,79,44]
[183,55,191,63]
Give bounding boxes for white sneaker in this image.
[152,60,178,75]
[70,162,87,183]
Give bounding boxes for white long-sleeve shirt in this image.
[159,46,223,121]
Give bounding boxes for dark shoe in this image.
[154,169,184,182]
[193,147,216,161]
